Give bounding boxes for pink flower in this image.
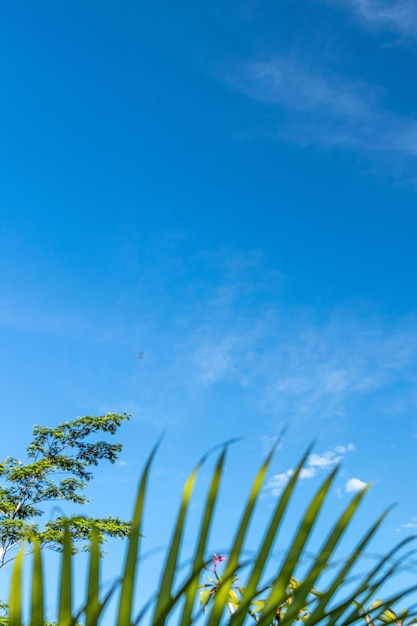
[212,554,226,570]
[204,553,226,572]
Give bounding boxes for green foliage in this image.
[353,600,417,626]
[0,413,131,567]
[0,600,8,626]
[5,441,417,625]
[200,571,311,624]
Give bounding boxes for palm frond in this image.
[5,441,416,626]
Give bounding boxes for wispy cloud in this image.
[260,435,284,455]
[267,445,355,496]
[185,301,417,422]
[33,245,417,432]
[138,246,417,429]
[221,55,417,166]
[6,243,417,430]
[333,0,417,36]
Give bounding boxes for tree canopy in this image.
[0,413,131,567]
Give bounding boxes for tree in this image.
[0,413,132,568]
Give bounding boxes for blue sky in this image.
[1,0,417,620]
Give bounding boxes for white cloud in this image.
[267,444,355,496]
[221,55,417,167]
[397,516,417,532]
[334,444,356,453]
[308,451,343,469]
[299,467,317,479]
[334,0,417,36]
[224,56,373,124]
[395,516,417,532]
[345,477,368,492]
[268,469,294,496]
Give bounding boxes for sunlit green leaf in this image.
[30,538,44,626]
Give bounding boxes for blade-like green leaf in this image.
[279,484,370,626]
[7,437,415,626]
[206,442,279,626]
[58,523,73,626]
[76,578,119,626]
[320,556,403,626]
[179,447,227,626]
[369,587,417,625]
[359,588,417,626]
[146,558,230,626]
[116,439,161,626]
[258,467,339,626]
[329,540,417,626]
[85,527,100,626]
[231,445,314,626]
[9,547,24,626]
[301,508,397,626]
[151,439,241,625]
[31,538,45,626]
[151,456,205,624]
